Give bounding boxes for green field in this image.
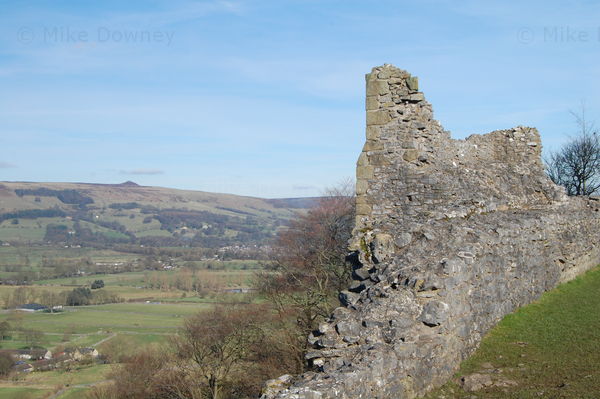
[0,387,52,399]
[33,266,257,286]
[0,302,212,335]
[425,266,600,398]
[0,300,215,397]
[0,363,111,399]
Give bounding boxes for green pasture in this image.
[0,302,211,335]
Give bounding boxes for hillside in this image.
[0,181,318,249]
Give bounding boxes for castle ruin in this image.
[264,64,600,398]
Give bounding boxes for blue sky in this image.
[1,0,599,198]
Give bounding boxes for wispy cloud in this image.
[103,0,245,27]
[120,168,164,175]
[0,162,16,168]
[293,185,317,191]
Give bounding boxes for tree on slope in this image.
[256,181,355,372]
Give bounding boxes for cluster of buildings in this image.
[5,347,100,373]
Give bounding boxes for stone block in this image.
[366,96,379,110]
[355,195,368,205]
[367,80,390,96]
[356,179,368,195]
[461,374,493,392]
[369,153,390,166]
[352,266,371,281]
[349,279,373,293]
[403,149,419,162]
[408,93,424,102]
[378,69,391,79]
[339,290,360,307]
[357,152,368,167]
[394,233,412,248]
[406,76,419,91]
[356,165,374,179]
[366,126,380,140]
[355,203,372,215]
[418,301,449,326]
[366,110,392,125]
[336,320,361,336]
[363,140,384,151]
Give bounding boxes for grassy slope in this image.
[425,266,600,399]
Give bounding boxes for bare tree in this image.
[256,180,355,372]
[89,348,168,399]
[171,305,266,399]
[21,329,44,350]
[546,105,600,196]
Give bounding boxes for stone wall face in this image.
[264,64,600,399]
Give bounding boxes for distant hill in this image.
[0,181,317,248]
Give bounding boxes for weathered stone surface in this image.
[262,375,294,397]
[406,76,419,91]
[339,290,360,307]
[352,266,371,281]
[461,373,493,392]
[348,279,372,293]
[418,300,449,326]
[366,110,392,125]
[403,149,419,162]
[394,233,412,248]
[366,96,379,110]
[262,64,600,399]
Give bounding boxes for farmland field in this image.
[0,257,262,398]
[0,363,111,398]
[0,302,213,334]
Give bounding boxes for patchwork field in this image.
[0,302,213,335]
[0,259,260,398]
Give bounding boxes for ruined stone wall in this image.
[263,64,600,399]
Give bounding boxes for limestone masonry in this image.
[263,64,600,398]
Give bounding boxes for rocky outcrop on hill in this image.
[263,64,600,398]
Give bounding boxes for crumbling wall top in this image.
[354,64,566,242]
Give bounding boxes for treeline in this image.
[0,256,139,284]
[1,285,122,310]
[111,244,215,259]
[143,269,246,293]
[108,202,141,210]
[0,208,66,224]
[44,220,133,246]
[15,188,94,205]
